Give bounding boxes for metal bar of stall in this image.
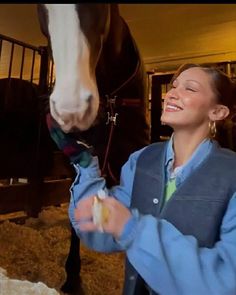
[30,50,36,83]
[19,46,25,80]
[0,39,2,63]
[0,33,39,52]
[8,43,15,78]
[38,46,49,94]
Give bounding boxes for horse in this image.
[37,4,150,294]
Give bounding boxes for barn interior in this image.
[0,3,236,295]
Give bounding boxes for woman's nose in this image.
[166,87,179,100]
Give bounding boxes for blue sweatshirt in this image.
[68,137,236,295]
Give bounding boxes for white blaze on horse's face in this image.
[45,4,100,132]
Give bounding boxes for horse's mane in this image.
[96,4,145,98]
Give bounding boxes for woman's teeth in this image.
[166,104,182,111]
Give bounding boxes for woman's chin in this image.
[161,118,171,126]
[161,119,175,129]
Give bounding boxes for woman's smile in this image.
[164,102,183,112]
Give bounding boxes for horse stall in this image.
[0,33,74,220]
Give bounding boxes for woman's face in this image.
[161,67,217,131]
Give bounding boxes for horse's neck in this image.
[105,4,124,57]
[97,11,144,97]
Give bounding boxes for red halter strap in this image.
[101,95,142,183]
[101,50,144,183]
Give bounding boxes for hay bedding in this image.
[0,205,125,294]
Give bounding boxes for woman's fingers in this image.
[74,195,131,237]
[100,197,132,237]
[74,196,100,231]
[78,220,98,232]
[75,195,95,220]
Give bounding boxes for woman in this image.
[49,64,236,295]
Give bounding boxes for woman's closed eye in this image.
[185,87,197,92]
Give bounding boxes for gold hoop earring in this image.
[209,121,217,138]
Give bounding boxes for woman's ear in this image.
[209,104,230,121]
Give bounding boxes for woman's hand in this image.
[74,195,132,239]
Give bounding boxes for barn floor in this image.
[0,204,125,294]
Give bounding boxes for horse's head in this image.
[37,4,111,132]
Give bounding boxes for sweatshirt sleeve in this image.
[122,193,236,295]
[68,147,146,253]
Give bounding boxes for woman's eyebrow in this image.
[185,79,203,87]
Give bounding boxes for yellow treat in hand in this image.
[92,189,110,231]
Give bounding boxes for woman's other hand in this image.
[75,195,132,239]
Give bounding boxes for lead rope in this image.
[100,56,142,183]
[101,95,118,183]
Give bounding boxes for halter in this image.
[101,53,143,183]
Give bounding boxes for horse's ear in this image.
[37,4,49,38]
